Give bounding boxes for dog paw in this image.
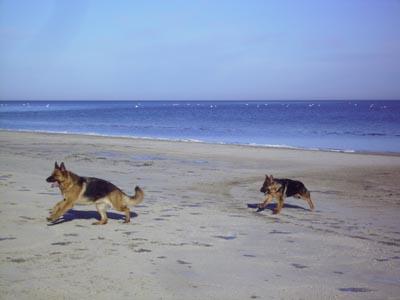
[92,221,107,225]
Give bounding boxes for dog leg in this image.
[112,200,131,223]
[122,207,131,223]
[113,204,131,223]
[93,202,108,225]
[273,197,284,214]
[47,199,74,222]
[303,191,315,211]
[258,194,273,209]
[48,199,64,217]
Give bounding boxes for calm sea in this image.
[1,101,399,153]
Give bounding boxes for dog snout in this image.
[260,187,266,193]
[46,176,55,182]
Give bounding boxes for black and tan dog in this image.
[46,162,144,225]
[258,175,314,214]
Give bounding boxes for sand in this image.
[0,130,400,299]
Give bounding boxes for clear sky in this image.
[0,0,399,100]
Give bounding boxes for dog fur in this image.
[258,175,314,214]
[46,162,144,225]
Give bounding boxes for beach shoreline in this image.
[1,130,400,299]
[1,129,400,157]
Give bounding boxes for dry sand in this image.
[0,130,400,299]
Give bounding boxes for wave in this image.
[320,131,396,137]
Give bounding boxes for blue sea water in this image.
[0,100,400,153]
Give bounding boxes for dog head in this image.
[46,161,67,185]
[260,174,274,193]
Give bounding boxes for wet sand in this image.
[0,130,400,299]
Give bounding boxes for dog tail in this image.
[128,186,144,206]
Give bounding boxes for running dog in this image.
[46,162,144,225]
[258,175,314,214]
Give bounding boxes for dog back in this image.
[274,178,308,197]
[82,177,121,201]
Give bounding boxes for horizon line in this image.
[1,99,400,102]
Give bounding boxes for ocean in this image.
[1,100,399,153]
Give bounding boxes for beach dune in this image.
[0,131,400,299]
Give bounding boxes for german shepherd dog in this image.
[46,162,144,225]
[258,175,314,214]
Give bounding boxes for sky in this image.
[0,0,399,101]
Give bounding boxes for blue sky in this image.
[0,0,399,100]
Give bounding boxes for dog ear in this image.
[55,161,59,169]
[60,162,66,171]
[269,175,274,180]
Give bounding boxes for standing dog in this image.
[46,162,144,225]
[258,175,314,214]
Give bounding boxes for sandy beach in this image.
[0,130,400,299]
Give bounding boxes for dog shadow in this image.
[48,209,138,225]
[247,203,309,212]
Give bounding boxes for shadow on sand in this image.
[48,209,138,225]
[247,203,309,213]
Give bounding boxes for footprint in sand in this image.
[192,242,213,248]
[338,287,374,293]
[291,263,309,269]
[0,237,16,241]
[19,216,35,221]
[0,174,12,180]
[51,241,72,246]
[134,248,152,253]
[375,258,390,262]
[214,235,237,240]
[160,214,178,218]
[270,230,291,235]
[122,231,137,236]
[8,258,26,263]
[378,240,400,247]
[0,174,13,186]
[243,254,257,258]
